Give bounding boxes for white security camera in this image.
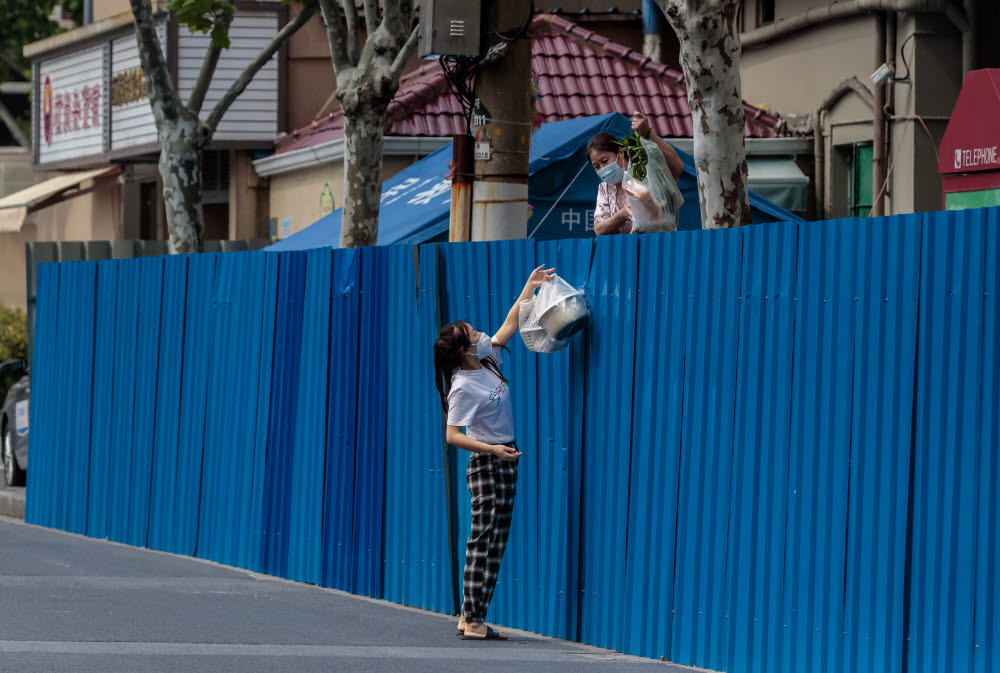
[871,63,894,85]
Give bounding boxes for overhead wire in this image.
[485,0,534,42]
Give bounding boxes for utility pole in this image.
[470,1,533,241]
[449,135,473,241]
[643,0,666,63]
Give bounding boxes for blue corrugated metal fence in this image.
[24,207,1000,673]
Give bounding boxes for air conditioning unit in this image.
[418,0,481,59]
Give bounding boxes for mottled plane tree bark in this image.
[316,0,418,247]
[656,0,751,228]
[130,0,317,252]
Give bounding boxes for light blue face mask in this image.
[597,161,625,185]
[474,332,492,360]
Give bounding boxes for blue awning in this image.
[267,113,802,251]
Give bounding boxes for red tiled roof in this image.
[275,14,785,155]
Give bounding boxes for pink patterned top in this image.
[594,181,634,235]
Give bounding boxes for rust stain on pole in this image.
[450,134,474,242]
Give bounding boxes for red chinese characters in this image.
[45,81,102,138]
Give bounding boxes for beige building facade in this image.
[738,0,998,219]
[0,0,335,309]
[4,0,994,313]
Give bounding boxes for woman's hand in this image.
[527,265,555,291]
[491,444,522,461]
[631,110,652,138]
[494,265,556,346]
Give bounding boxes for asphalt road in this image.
[0,517,697,673]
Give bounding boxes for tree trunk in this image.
[340,102,388,247]
[659,0,750,228]
[318,0,418,248]
[131,0,316,253]
[158,115,206,254]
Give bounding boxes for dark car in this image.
[0,360,29,487]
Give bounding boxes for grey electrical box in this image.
[418,0,481,59]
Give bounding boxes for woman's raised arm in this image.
[493,265,555,347]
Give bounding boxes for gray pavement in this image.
[0,481,25,519]
[0,517,702,673]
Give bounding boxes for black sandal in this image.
[459,625,507,641]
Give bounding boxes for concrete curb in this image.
[0,487,25,519]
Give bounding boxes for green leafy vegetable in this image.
[618,132,648,182]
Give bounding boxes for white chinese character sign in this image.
[43,77,101,141]
[36,45,106,165]
[31,11,281,168]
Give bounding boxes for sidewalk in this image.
[0,517,709,673]
[0,482,25,518]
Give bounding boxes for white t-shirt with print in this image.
[446,340,515,445]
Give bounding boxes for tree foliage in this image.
[0,305,27,364]
[1,0,83,80]
[166,0,313,49]
[165,0,238,49]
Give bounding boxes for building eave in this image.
[666,137,813,157]
[253,136,452,178]
[23,8,163,58]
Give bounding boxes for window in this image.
[850,142,873,218]
[758,0,775,26]
[139,181,158,240]
[202,150,230,205]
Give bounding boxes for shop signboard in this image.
[36,44,107,165]
[31,9,284,169]
[110,25,165,152]
[945,188,1000,210]
[938,68,1000,208]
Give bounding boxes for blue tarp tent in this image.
[268,113,802,251]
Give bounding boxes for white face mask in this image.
[473,332,492,360]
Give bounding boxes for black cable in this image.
[439,0,534,134]
[896,33,914,83]
[439,55,479,134]
[485,0,534,42]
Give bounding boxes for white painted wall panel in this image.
[110,23,166,152]
[177,12,280,142]
[37,45,107,164]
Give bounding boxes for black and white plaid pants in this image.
[462,446,519,622]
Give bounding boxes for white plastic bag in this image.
[518,275,589,353]
[622,136,684,233]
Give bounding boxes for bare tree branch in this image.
[342,0,360,66]
[129,0,180,121]
[381,0,412,38]
[205,4,319,133]
[358,27,376,68]
[388,26,418,82]
[319,0,354,73]
[0,98,29,148]
[188,13,234,115]
[362,0,379,32]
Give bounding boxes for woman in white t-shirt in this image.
[433,264,554,641]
